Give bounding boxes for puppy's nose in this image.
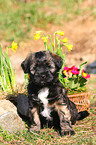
[41,74,46,79]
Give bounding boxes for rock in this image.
[85,61,96,74]
[0,100,26,133]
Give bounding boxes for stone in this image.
[0,100,26,133]
[85,61,96,74]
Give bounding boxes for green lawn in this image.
[0,0,95,42]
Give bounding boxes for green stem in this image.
[53,32,56,53]
[6,47,9,54]
[49,35,53,52]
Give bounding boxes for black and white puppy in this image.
[19,51,89,136]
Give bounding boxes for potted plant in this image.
[60,64,90,112]
[33,30,90,112]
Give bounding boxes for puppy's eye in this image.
[50,63,55,73]
[46,62,55,72]
[30,69,35,74]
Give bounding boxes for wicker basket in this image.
[68,92,90,112]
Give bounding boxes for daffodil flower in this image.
[66,44,73,51]
[56,30,64,36]
[34,34,40,40]
[34,31,43,40]
[34,31,42,35]
[42,36,48,42]
[61,38,68,43]
[11,41,18,53]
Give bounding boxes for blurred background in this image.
[0,0,96,84]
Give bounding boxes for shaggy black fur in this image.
[17,51,89,136]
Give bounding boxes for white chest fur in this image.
[38,87,51,120]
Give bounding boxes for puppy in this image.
[19,51,89,136]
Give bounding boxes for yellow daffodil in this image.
[66,44,73,51]
[34,34,40,40]
[42,36,48,42]
[61,38,68,43]
[11,41,18,53]
[34,31,43,40]
[34,31,42,35]
[56,30,64,36]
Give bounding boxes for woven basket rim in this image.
[68,92,90,98]
[73,103,89,105]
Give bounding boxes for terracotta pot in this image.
[68,92,90,112]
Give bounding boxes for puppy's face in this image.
[21,51,63,86]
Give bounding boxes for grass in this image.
[87,75,96,104]
[0,108,95,144]
[0,75,96,144]
[0,0,56,42]
[0,0,95,42]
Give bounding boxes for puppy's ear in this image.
[50,52,63,69]
[21,57,29,73]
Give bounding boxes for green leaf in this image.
[79,76,87,87]
[49,44,52,52]
[79,61,87,76]
[4,52,15,91]
[0,45,15,93]
[0,44,3,75]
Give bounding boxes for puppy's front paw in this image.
[61,129,75,136]
[29,125,40,133]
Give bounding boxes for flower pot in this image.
[68,92,90,112]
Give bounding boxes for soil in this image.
[1,15,96,85]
